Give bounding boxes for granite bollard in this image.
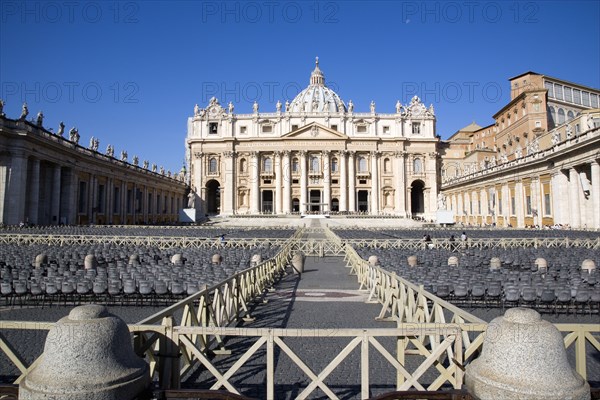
[19,304,150,400]
[465,308,590,400]
[368,255,380,267]
[292,251,305,274]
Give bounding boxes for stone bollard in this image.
[407,255,418,267]
[465,308,590,400]
[534,257,548,272]
[581,259,597,274]
[251,254,262,267]
[34,254,48,268]
[170,253,183,265]
[84,254,98,270]
[447,256,459,267]
[368,255,380,267]
[291,251,305,275]
[19,304,150,400]
[489,257,501,271]
[212,253,222,265]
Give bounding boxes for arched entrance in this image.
[410,180,425,215]
[292,198,300,213]
[206,180,221,215]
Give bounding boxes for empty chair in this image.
[539,289,556,312]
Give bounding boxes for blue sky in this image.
[1,1,599,173]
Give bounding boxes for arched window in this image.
[358,156,367,172]
[413,158,422,174]
[384,158,391,173]
[310,155,319,172]
[292,158,299,173]
[331,158,339,173]
[548,107,556,128]
[567,111,575,121]
[557,108,565,125]
[208,157,218,174]
[239,158,247,173]
[263,157,272,173]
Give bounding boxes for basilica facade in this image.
[186,59,439,218]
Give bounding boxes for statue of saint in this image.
[120,150,128,161]
[106,144,114,157]
[57,121,65,136]
[20,102,29,120]
[36,111,44,126]
[370,100,376,113]
[0,99,4,117]
[228,101,234,114]
[566,124,573,138]
[187,190,195,208]
[253,101,259,113]
[69,127,79,143]
[152,164,157,172]
[143,160,149,169]
[395,100,402,114]
[285,100,290,112]
[276,100,282,112]
[194,104,200,116]
[133,156,139,166]
[587,115,596,130]
[347,100,354,113]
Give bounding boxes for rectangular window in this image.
[382,126,390,134]
[526,195,532,215]
[262,125,272,133]
[332,179,339,184]
[478,200,481,214]
[359,179,367,184]
[357,125,367,133]
[113,187,120,214]
[412,122,421,134]
[511,196,516,215]
[292,179,299,184]
[554,85,563,100]
[97,184,105,213]
[591,94,599,108]
[291,125,298,131]
[263,179,272,184]
[564,87,573,103]
[582,91,590,106]
[78,181,87,213]
[239,126,247,134]
[544,193,551,216]
[331,124,338,131]
[209,122,218,134]
[544,81,554,98]
[573,89,581,104]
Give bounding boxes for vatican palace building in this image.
[1,62,599,229]
[186,59,439,219]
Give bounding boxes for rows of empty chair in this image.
[334,228,600,240]
[0,242,279,306]
[359,246,600,313]
[0,225,297,239]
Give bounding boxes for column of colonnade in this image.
[339,150,347,212]
[370,151,379,215]
[282,150,291,213]
[299,151,307,214]
[323,150,331,213]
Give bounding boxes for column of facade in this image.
[322,150,331,213]
[250,151,260,213]
[578,170,590,228]
[515,179,524,228]
[569,168,581,228]
[531,177,541,227]
[223,151,235,215]
[348,151,356,212]
[27,158,40,224]
[300,150,307,214]
[426,152,438,218]
[4,153,28,225]
[339,150,347,212]
[457,192,463,219]
[480,188,488,223]
[106,178,113,224]
[274,151,282,214]
[591,161,600,229]
[394,151,406,217]
[370,151,380,215]
[282,151,291,213]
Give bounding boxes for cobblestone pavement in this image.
[1,226,598,398]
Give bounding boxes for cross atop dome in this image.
[310,56,325,86]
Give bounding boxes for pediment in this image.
[281,123,348,140]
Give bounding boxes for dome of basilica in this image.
[289,58,346,113]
